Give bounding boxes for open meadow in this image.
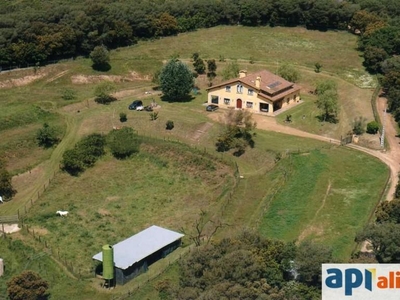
[0,25,389,299]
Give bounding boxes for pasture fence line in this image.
[17,169,59,222]
[19,222,91,279]
[0,57,75,73]
[0,169,58,237]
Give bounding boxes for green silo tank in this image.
[102,245,114,280]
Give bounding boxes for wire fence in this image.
[0,57,75,73]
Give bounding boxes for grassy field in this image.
[259,147,388,260]
[24,139,235,276]
[0,25,389,299]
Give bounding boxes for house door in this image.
[236,99,242,109]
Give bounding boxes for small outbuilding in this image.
[92,225,184,285]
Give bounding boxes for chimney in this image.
[256,76,261,89]
[239,70,247,78]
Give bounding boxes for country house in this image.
[207,70,301,115]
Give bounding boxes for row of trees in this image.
[157,231,331,299]
[349,6,400,125]
[0,0,397,68]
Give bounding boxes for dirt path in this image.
[208,104,399,200]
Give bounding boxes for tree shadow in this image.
[92,63,111,72]
[315,115,339,124]
[161,94,195,103]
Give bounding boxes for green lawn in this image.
[259,147,389,260]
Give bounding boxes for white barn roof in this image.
[92,225,184,269]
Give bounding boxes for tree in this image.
[36,123,59,148]
[159,59,194,101]
[366,120,379,134]
[315,80,337,95]
[0,159,17,200]
[396,175,400,199]
[221,61,239,80]
[352,116,366,135]
[107,127,139,159]
[216,110,256,156]
[206,59,217,86]
[277,63,300,82]
[375,199,400,223]
[356,223,400,263]
[314,62,322,73]
[295,240,333,286]
[61,134,106,175]
[7,270,49,300]
[363,46,389,73]
[90,45,111,71]
[192,53,206,75]
[166,120,174,130]
[152,12,179,37]
[94,81,117,104]
[349,10,386,36]
[315,80,339,122]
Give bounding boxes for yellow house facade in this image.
[207,70,301,116]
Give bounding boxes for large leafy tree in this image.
[315,80,339,123]
[0,159,17,200]
[7,270,49,300]
[216,110,256,156]
[295,240,333,286]
[277,63,300,82]
[90,45,111,71]
[376,199,400,223]
[159,59,194,101]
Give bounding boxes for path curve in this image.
[208,98,399,200]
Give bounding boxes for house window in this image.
[225,86,231,92]
[211,96,219,104]
[224,98,230,105]
[237,84,243,94]
[248,89,254,96]
[246,102,253,108]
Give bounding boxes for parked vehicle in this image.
[128,100,143,110]
[136,105,144,111]
[206,104,219,111]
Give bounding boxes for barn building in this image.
[92,225,184,285]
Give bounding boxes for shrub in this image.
[36,123,59,148]
[315,62,322,73]
[7,271,49,300]
[166,120,174,130]
[352,117,366,135]
[61,88,76,100]
[61,133,106,175]
[94,82,117,105]
[119,112,127,122]
[367,121,379,134]
[107,127,139,159]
